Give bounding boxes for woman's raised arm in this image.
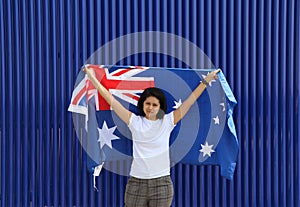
[173,69,220,125]
[83,66,132,125]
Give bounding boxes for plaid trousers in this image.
[124,175,174,207]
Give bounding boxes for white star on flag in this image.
[201,73,216,86]
[97,121,120,149]
[173,99,182,109]
[220,102,225,111]
[200,142,215,157]
[213,116,220,124]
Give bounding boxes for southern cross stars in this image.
[97,121,120,149]
[173,99,182,109]
[213,116,220,124]
[200,142,215,157]
[220,102,225,111]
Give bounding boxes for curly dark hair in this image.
[137,87,167,119]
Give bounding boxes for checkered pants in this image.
[124,175,174,207]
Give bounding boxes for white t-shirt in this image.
[128,112,176,179]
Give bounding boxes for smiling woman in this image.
[137,87,166,120]
[143,97,160,120]
[83,66,219,207]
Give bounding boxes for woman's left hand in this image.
[205,69,220,82]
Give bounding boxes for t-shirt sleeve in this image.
[128,113,139,131]
[165,111,176,129]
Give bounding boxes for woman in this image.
[84,66,219,207]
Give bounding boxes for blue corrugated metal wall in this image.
[0,0,299,206]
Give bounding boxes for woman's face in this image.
[143,96,160,120]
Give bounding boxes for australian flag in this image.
[68,65,238,180]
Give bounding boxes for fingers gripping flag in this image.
[68,65,238,181]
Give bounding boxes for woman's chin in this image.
[146,114,157,120]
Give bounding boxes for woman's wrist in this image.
[202,79,209,86]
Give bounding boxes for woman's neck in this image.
[145,115,157,121]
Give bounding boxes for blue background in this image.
[0,0,299,206]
